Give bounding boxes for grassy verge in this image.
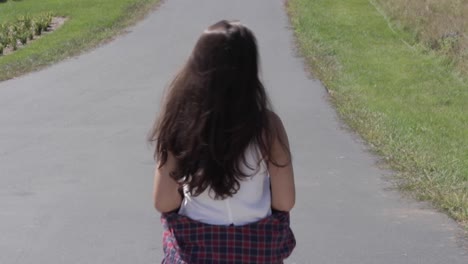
[0,0,159,81]
[288,0,468,226]
[374,0,468,76]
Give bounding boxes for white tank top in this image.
[178,143,272,226]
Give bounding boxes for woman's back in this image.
[150,20,296,263]
[178,143,272,225]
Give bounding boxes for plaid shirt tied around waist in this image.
[161,210,296,264]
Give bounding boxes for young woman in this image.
[149,20,296,263]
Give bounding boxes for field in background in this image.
[288,0,468,226]
[0,0,159,81]
[374,0,468,76]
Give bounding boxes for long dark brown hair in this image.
[149,20,289,199]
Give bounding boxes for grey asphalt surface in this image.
[1,0,467,263]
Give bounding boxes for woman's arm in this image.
[268,112,296,212]
[153,152,183,213]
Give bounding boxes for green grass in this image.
[288,0,468,226]
[0,0,159,81]
[374,0,468,76]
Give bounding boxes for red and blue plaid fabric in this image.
[161,211,296,264]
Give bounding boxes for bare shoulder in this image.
[267,110,282,126]
[266,110,288,143]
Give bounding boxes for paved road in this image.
[1,0,467,263]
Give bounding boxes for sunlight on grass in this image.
[288,0,468,225]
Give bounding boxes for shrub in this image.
[9,35,17,50]
[33,19,42,36]
[0,12,54,53]
[38,13,53,32]
[19,32,28,45]
[0,24,8,47]
[44,12,53,30]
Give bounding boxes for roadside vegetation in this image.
[0,12,55,56]
[374,0,468,76]
[0,0,159,81]
[288,0,468,226]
